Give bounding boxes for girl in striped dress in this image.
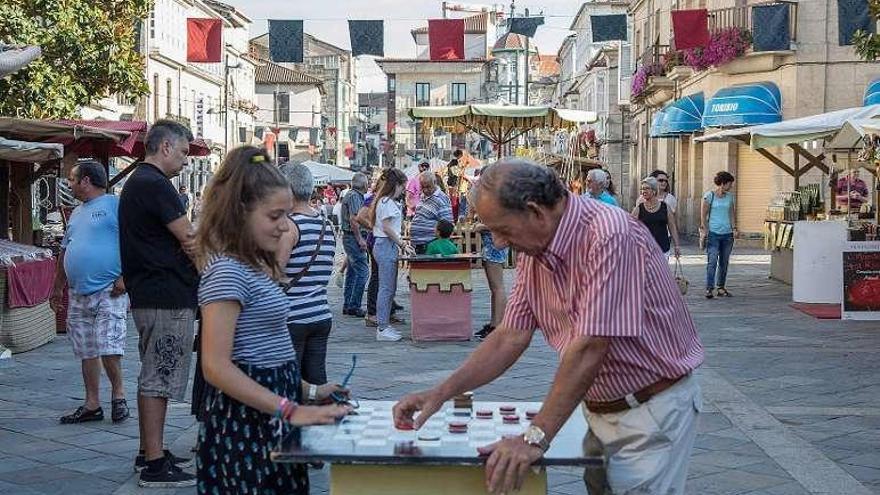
[276,163,336,385]
[195,147,349,495]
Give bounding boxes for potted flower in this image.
[631,63,665,99]
[682,27,752,71]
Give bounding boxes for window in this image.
[152,74,159,121]
[387,75,396,92]
[415,83,430,106]
[451,83,467,105]
[276,92,290,123]
[166,78,173,117]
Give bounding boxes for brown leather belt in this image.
[585,375,686,414]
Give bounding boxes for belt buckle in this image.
[624,393,641,409]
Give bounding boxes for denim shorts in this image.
[482,232,509,264]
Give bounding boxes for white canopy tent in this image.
[696,105,880,150]
[301,160,356,185]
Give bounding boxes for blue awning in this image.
[864,78,880,106]
[702,82,782,128]
[650,92,705,138]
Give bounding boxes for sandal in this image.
[60,405,104,424]
[717,288,732,297]
[705,288,715,299]
[112,398,130,423]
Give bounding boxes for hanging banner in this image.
[429,19,465,60]
[187,18,222,62]
[590,14,627,42]
[349,20,384,57]
[671,9,710,50]
[269,20,304,63]
[752,4,790,51]
[509,17,544,37]
[842,242,880,320]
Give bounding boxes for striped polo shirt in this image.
[198,256,295,368]
[410,189,454,245]
[502,195,704,402]
[284,212,335,325]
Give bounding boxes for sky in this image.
[222,0,580,92]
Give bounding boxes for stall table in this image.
[402,254,482,342]
[271,400,601,495]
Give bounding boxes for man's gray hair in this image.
[479,158,567,211]
[587,168,609,188]
[351,172,369,191]
[641,176,659,194]
[279,162,314,201]
[144,119,193,155]
[74,160,108,189]
[419,170,436,185]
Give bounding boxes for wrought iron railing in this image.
[708,1,798,42]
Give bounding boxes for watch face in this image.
[525,425,545,444]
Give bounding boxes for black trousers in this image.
[287,318,332,385]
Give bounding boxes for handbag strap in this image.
[706,191,715,226]
[282,215,328,292]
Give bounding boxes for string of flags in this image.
[183,14,571,65]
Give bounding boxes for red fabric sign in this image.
[429,19,465,60]
[671,9,710,50]
[187,18,222,62]
[6,258,55,309]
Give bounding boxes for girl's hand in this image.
[289,404,350,426]
[316,383,349,403]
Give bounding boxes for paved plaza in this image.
[1,248,879,495]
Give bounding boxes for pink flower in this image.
[682,28,751,70]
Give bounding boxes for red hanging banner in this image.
[187,18,223,62]
[429,19,465,60]
[671,9,710,50]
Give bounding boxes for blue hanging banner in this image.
[349,20,384,57]
[269,20,304,63]
[751,4,790,52]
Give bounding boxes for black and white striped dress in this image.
[284,212,335,325]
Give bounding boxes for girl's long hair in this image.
[370,168,407,225]
[196,146,290,278]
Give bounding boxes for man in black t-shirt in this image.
[119,119,198,488]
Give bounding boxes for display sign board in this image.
[842,242,880,320]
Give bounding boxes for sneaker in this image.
[376,327,403,342]
[705,288,715,299]
[345,308,366,318]
[475,324,495,340]
[137,457,196,488]
[111,398,130,423]
[134,450,194,472]
[60,406,104,424]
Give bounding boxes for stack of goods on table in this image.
[0,240,56,354]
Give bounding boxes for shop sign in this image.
[842,242,880,320]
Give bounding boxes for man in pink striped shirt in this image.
[394,159,704,494]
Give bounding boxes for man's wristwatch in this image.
[308,384,318,402]
[523,424,550,452]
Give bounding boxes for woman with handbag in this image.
[277,163,337,385]
[700,171,737,299]
[632,176,681,258]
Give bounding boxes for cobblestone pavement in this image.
[1,248,878,495]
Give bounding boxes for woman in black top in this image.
[632,176,681,258]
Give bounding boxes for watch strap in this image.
[308,384,318,402]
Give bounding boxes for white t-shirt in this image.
[638,192,678,213]
[373,197,402,238]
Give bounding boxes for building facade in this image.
[378,12,499,165]
[250,34,358,167]
[628,0,879,236]
[254,63,324,164]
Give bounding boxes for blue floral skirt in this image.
[482,232,509,264]
[196,361,308,495]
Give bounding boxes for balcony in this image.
[632,44,676,108]
[708,1,798,75]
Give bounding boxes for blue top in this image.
[583,190,619,207]
[62,194,122,296]
[199,256,295,368]
[704,191,734,234]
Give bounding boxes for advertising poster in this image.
[842,242,880,320]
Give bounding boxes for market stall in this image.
[697,106,880,313]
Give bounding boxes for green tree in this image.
[854,0,880,60]
[0,0,151,119]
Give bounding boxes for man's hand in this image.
[392,389,444,429]
[477,437,544,494]
[110,278,126,298]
